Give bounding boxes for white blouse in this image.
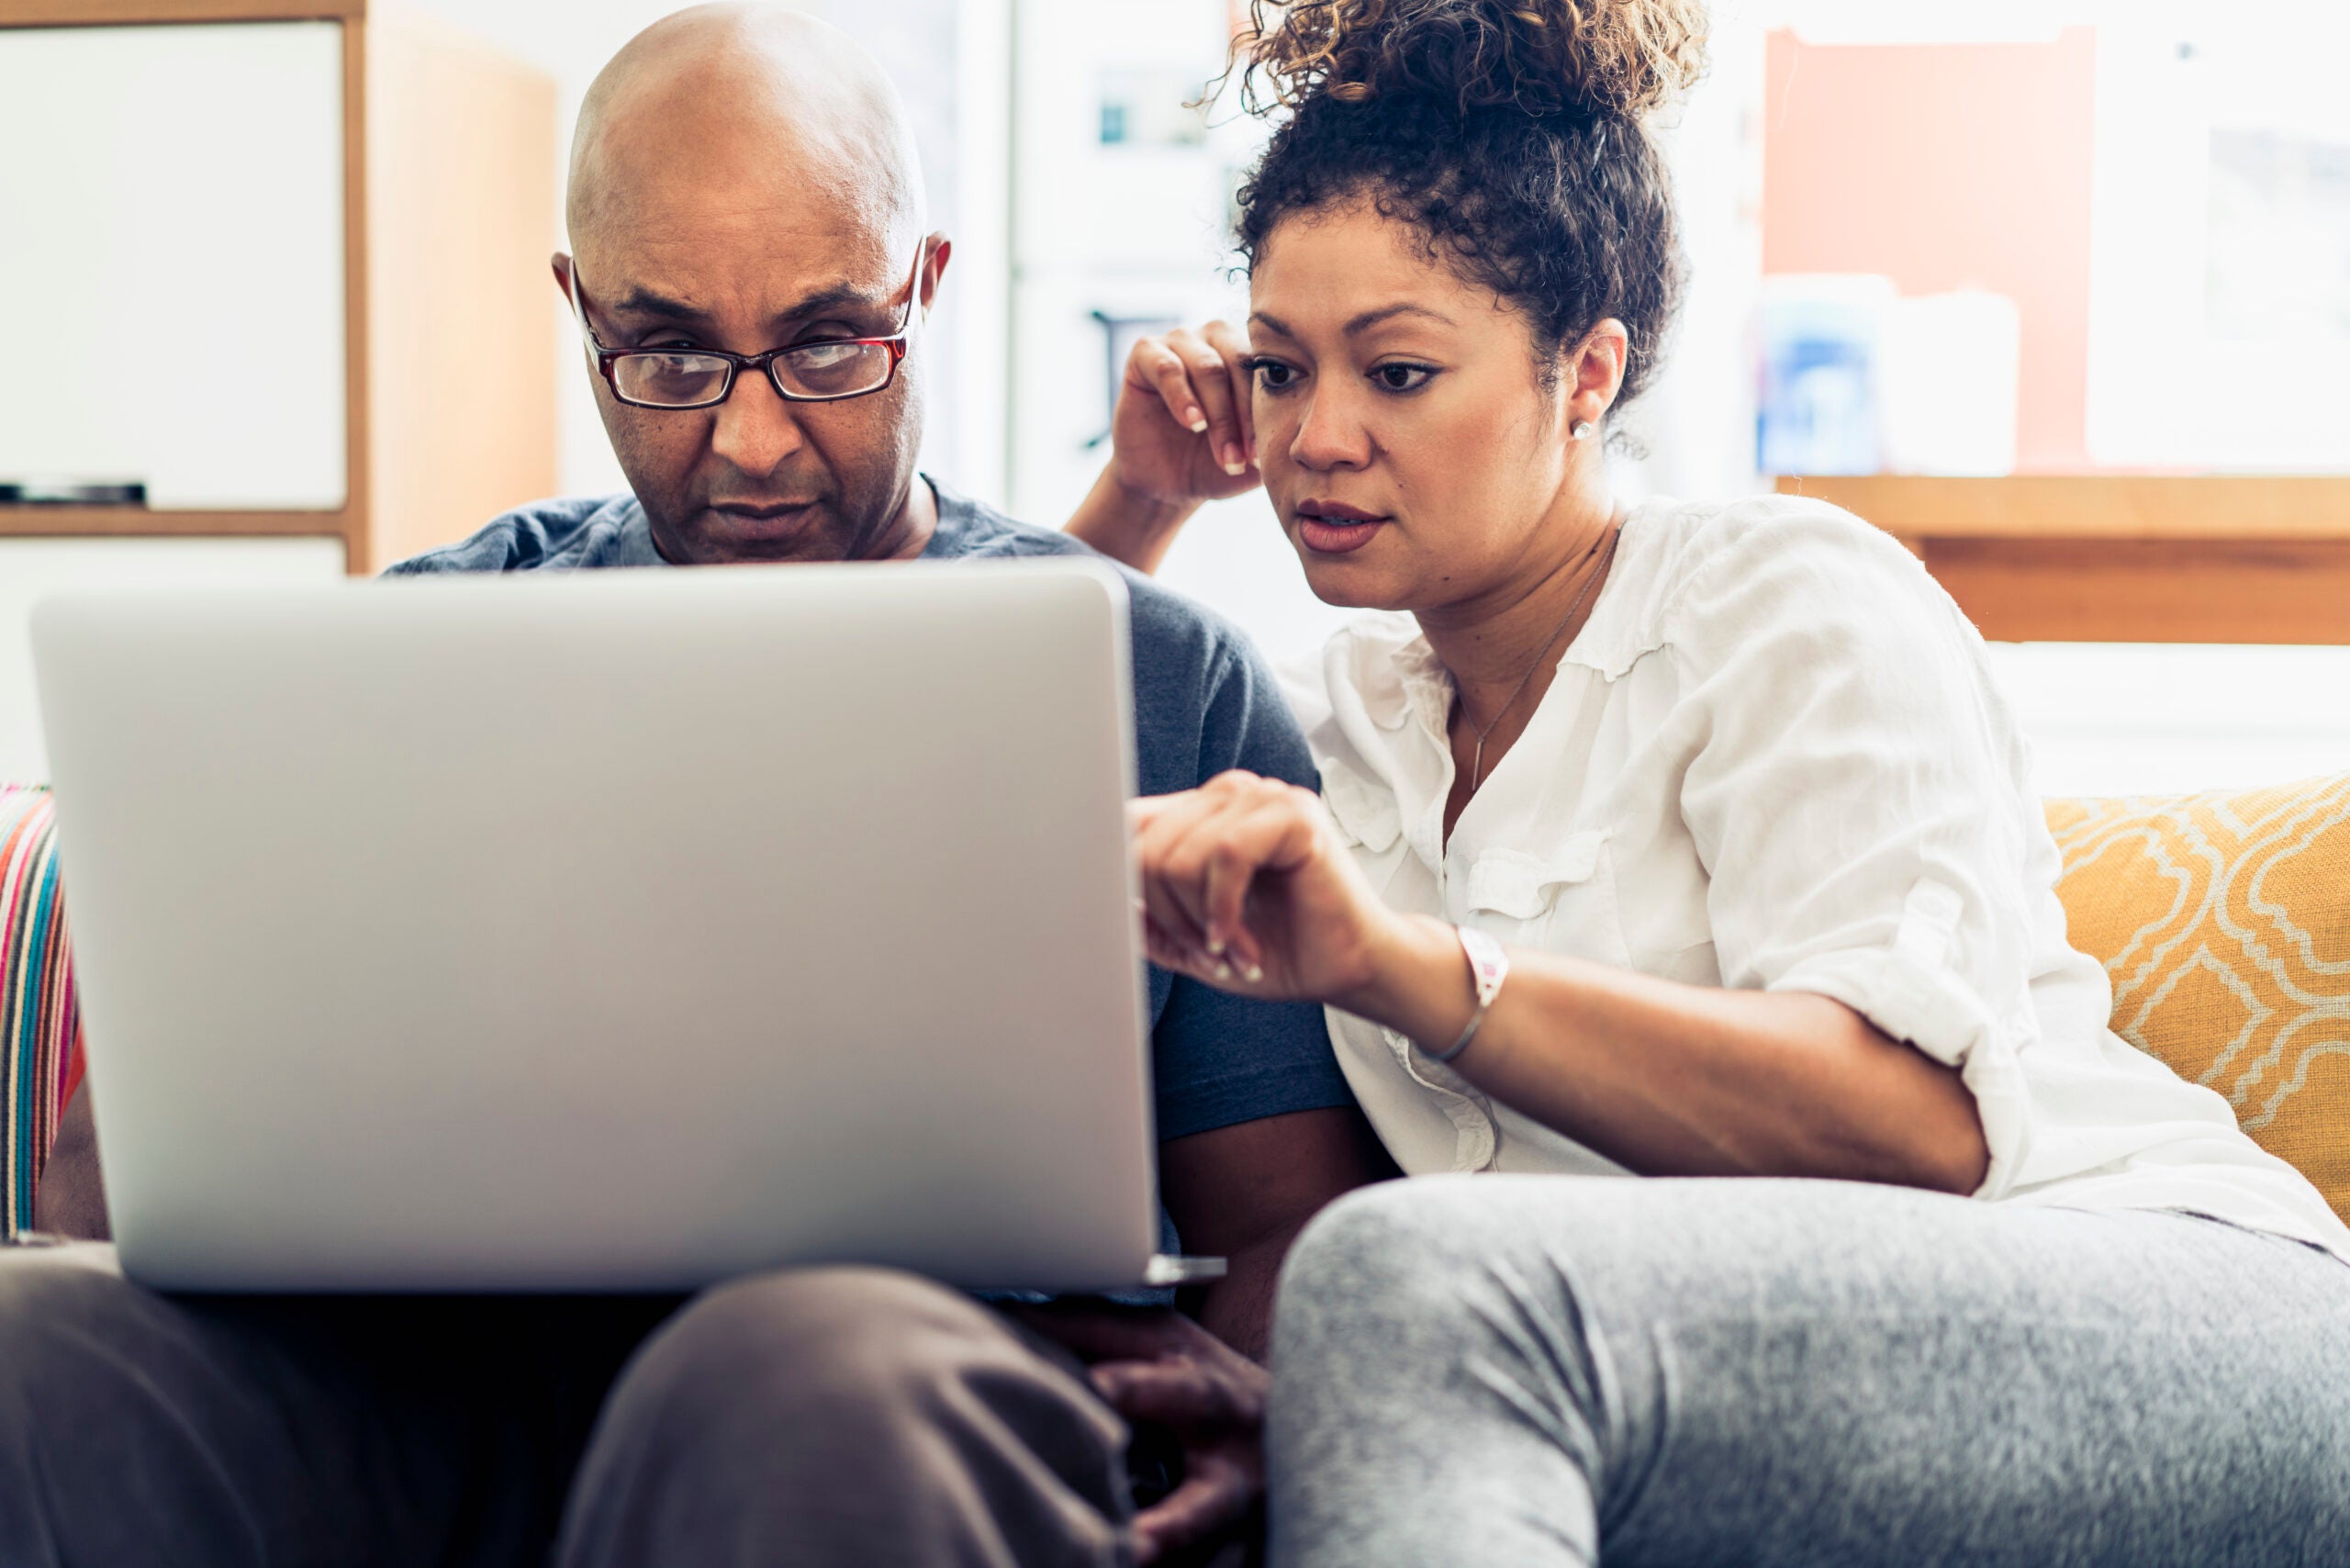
[1281,493,2350,1261]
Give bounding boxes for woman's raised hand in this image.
[1108,322,1261,510]
[1130,771,1401,1007]
[1067,322,1262,574]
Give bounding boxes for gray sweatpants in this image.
[1268,1176,2350,1568]
[0,1248,1135,1567]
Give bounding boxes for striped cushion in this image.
[1,785,81,1238]
[2046,775,2350,1226]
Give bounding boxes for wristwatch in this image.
[1429,924,1509,1064]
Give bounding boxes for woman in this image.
[1067,1,2350,1562]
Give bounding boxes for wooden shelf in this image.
[1775,475,2350,541]
[0,508,351,553]
[1775,476,2350,644]
[0,1,362,24]
[1918,537,2350,644]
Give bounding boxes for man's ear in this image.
[551,252,575,297]
[919,232,952,317]
[1565,319,1630,432]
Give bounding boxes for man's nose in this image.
[709,366,809,478]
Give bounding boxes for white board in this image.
[0,22,347,510]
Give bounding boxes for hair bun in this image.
[1236,0,1707,121]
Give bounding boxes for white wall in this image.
[1990,644,2350,796]
[395,0,993,507]
[12,1,2335,792]
[0,539,348,782]
[998,0,2350,784]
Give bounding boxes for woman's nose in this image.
[1289,390,1372,472]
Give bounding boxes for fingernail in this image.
[1187,409,1208,433]
[1221,451,1246,476]
[1214,961,1234,982]
[1241,962,1265,983]
[1205,935,1225,956]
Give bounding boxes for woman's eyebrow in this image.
[1342,302,1456,334]
[1247,304,1459,339]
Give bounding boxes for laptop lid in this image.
[32,558,1164,1293]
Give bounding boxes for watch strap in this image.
[1428,924,1509,1064]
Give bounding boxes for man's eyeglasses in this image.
[567,241,925,409]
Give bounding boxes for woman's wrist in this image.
[1331,913,1483,1047]
[1067,465,1201,574]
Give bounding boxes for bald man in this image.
[0,8,1383,1566]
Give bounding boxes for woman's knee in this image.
[1283,1179,1510,1297]
[1275,1178,1535,1358]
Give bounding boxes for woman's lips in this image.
[1297,517,1383,554]
[1295,503,1388,555]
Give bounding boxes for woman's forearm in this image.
[1064,464,1198,576]
[1346,916,1993,1194]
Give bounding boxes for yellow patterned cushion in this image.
[2045,775,2350,1225]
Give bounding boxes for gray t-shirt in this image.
[388,478,1358,1144]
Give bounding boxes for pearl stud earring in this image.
[1571,420,1596,442]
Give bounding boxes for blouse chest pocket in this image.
[1317,753,1401,854]
[1461,830,1632,969]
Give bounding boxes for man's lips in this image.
[705,499,827,543]
[710,499,815,521]
[1295,499,1388,555]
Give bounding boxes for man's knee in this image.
[599,1264,1105,1457]
[0,1251,165,1543]
[0,1249,145,1402]
[565,1266,1132,1567]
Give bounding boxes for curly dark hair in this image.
[1230,0,1709,407]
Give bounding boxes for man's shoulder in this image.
[929,481,1244,680]
[923,479,1090,565]
[384,495,656,575]
[926,480,1307,790]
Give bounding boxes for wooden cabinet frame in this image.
[1777,476,2350,644]
[0,0,555,573]
[0,0,369,564]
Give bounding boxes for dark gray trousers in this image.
[0,1246,1135,1567]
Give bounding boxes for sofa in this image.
[4,774,2347,1238]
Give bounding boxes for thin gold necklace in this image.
[1464,524,1621,791]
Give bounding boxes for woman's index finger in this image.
[1203,319,1258,463]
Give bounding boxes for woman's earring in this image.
[1571,420,1596,442]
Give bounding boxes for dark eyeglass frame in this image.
[567,240,926,409]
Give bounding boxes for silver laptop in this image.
[32,558,1212,1294]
